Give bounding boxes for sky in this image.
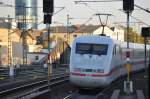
[0,0,150,31]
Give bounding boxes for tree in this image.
[124,27,144,44]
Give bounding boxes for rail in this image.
[0,74,69,98]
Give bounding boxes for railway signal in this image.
[123,48,134,94]
[123,0,134,49]
[43,0,54,24]
[124,58,133,94]
[122,1,134,94]
[43,0,54,92]
[141,27,150,98]
[44,14,52,24]
[141,27,150,37]
[123,0,134,13]
[141,27,150,72]
[43,0,54,13]
[125,58,131,80]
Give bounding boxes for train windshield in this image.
[76,43,108,55]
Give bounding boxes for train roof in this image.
[72,35,147,49]
[73,35,113,43]
[120,42,145,49]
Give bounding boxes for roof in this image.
[50,25,100,33]
[28,52,48,55]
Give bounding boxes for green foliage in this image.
[124,27,144,44]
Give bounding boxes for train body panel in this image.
[70,74,111,88]
[69,35,147,88]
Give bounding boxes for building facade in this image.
[0,28,39,66]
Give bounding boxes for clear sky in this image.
[0,0,150,30]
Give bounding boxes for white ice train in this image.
[69,35,148,88]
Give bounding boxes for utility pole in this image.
[22,3,27,66]
[67,14,70,44]
[7,15,15,79]
[8,15,12,68]
[66,14,75,44]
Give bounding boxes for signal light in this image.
[43,0,54,13]
[44,14,52,24]
[123,0,134,12]
[141,27,150,37]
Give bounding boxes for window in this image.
[113,45,121,55]
[116,45,120,54]
[35,56,39,60]
[76,43,108,55]
[73,34,77,38]
[76,43,91,54]
[113,45,116,55]
[92,44,108,55]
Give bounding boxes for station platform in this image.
[100,70,149,99]
[110,70,149,99]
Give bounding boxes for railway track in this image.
[62,79,123,99]
[93,78,123,99]
[0,74,69,99]
[0,66,68,81]
[63,71,144,99]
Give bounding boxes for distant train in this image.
[69,35,148,88]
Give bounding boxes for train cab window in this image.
[76,43,108,55]
[116,46,120,54]
[76,43,91,54]
[113,45,116,55]
[92,44,108,55]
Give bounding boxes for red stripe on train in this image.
[70,71,113,77]
[70,60,145,77]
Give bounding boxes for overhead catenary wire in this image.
[0,2,65,29]
[74,0,122,3]
[118,9,150,27]
[134,4,150,13]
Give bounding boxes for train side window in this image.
[119,47,122,54]
[116,45,120,54]
[113,45,116,55]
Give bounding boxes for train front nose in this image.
[70,73,110,88]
